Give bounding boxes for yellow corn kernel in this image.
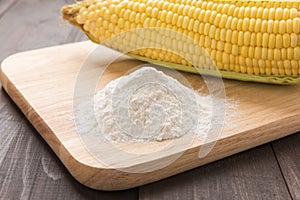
[62,0,300,79]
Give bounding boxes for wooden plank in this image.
[1,41,300,190]
[0,87,9,110]
[0,0,87,62]
[0,98,138,199]
[0,0,17,18]
[0,0,18,109]
[139,145,291,200]
[272,133,300,200]
[0,0,138,198]
[0,0,297,194]
[0,0,83,107]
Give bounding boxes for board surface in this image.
[1,41,300,191]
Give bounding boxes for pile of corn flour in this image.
[77,67,222,142]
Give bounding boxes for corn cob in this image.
[62,0,300,84]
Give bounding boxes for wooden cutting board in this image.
[1,41,300,191]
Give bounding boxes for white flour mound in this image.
[92,67,214,142]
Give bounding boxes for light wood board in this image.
[1,41,300,191]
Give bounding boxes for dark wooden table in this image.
[0,0,299,199]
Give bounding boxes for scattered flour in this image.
[75,67,233,142]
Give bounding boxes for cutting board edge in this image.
[1,43,300,190]
[1,62,300,190]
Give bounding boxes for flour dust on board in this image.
[75,67,232,143]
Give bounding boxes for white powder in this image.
[91,67,215,142]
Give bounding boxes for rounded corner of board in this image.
[0,56,14,89]
[69,164,137,191]
[1,52,26,73]
[1,54,14,70]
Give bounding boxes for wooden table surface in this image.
[0,0,299,199]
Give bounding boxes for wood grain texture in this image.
[0,0,85,61]
[0,0,138,198]
[0,0,17,18]
[0,94,138,199]
[272,133,300,200]
[1,41,300,190]
[139,145,291,200]
[0,0,299,198]
[0,0,85,108]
